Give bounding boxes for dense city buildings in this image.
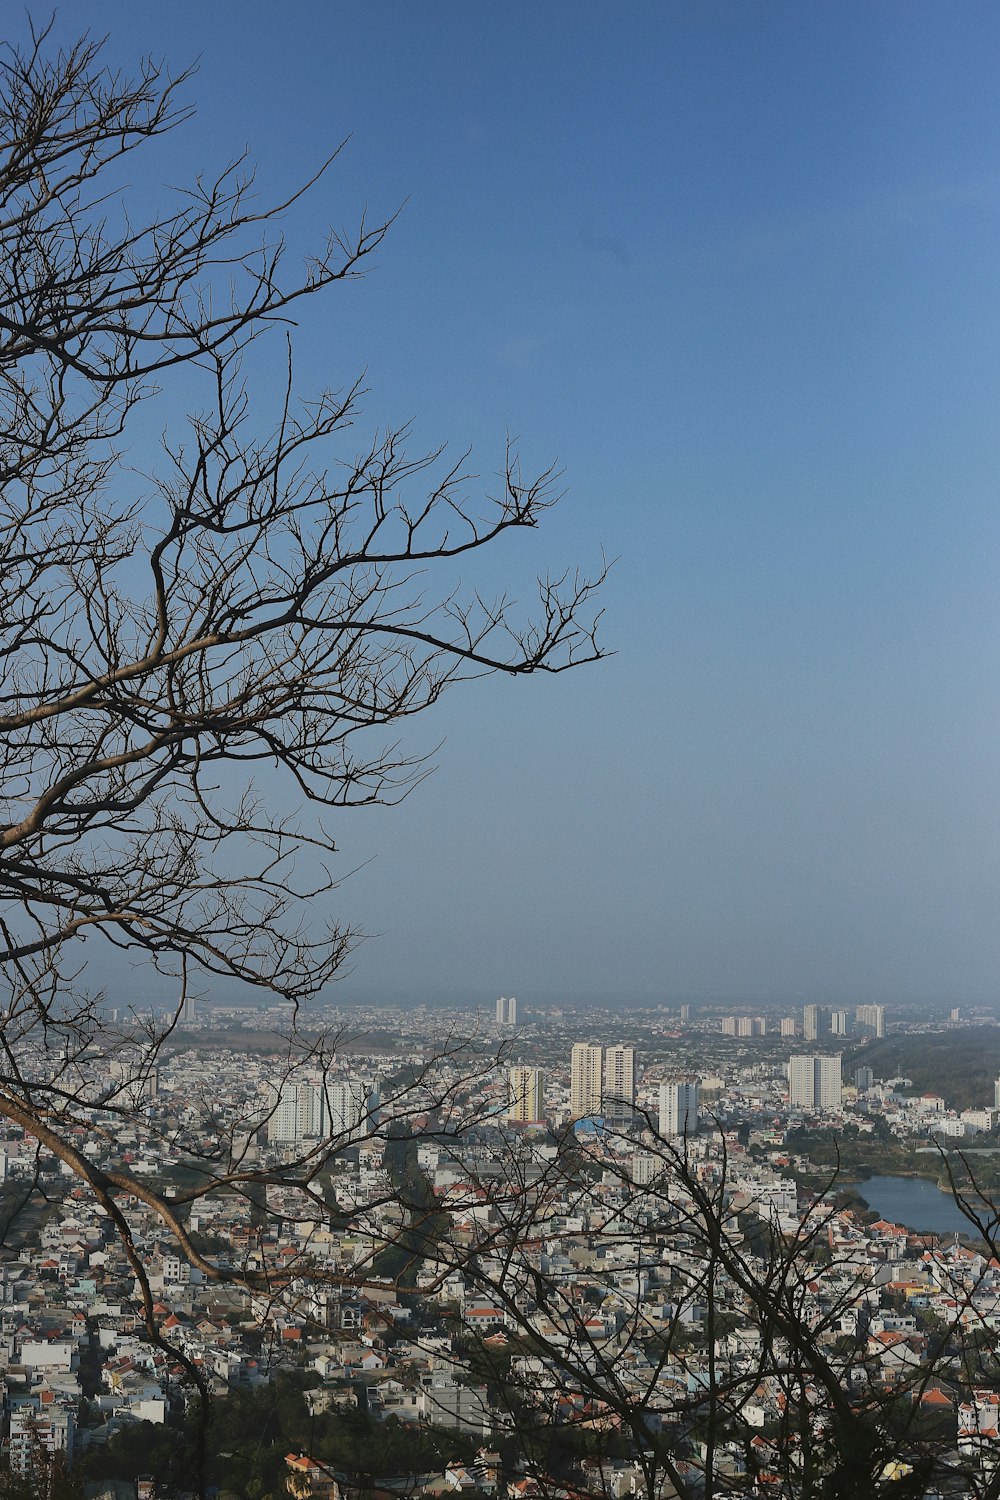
[2,992,995,1497]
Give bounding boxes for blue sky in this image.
[31,4,1000,1008]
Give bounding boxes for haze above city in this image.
[40,3,1000,1011]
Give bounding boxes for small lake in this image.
[859,1174,989,1237]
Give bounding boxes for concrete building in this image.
[855,1004,886,1038]
[507,1067,544,1124]
[495,996,518,1026]
[659,1079,699,1139]
[9,1401,74,1476]
[603,1045,636,1122]
[830,1009,852,1037]
[570,1043,603,1119]
[269,1079,375,1144]
[788,1055,842,1113]
[803,1004,829,1042]
[327,1080,376,1141]
[780,1017,797,1037]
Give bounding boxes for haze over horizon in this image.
[33,4,1000,1012]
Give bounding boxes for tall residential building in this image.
[327,1080,377,1141]
[721,1017,738,1036]
[830,1009,852,1037]
[854,1003,886,1038]
[679,1005,691,1021]
[802,1004,829,1041]
[788,1055,842,1112]
[780,1016,797,1037]
[994,1076,1000,1111]
[495,996,518,1026]
[269,1082,323,1144]
[659,1080,699,1139]
[570,1043,604,1119]
[507,1067,544,1124]
[603,1045,636,1122]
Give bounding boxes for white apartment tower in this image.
[659,1080,699,1139]
[788,1055,842,1112]
[507,1066,544,1124]
[570,1043,604,1119]
[328,1080,376,1141]
[854,1004,886,1038]
[496,996,518,1026]
[603,1045,636,1122]
[269,1081,326,1144]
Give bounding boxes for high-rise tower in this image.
[788,1055,842,1112]
[603,1045,636,1122]
[507,1067,544,1124]
[659,1080,699,1139]
[570,1043,603,1119]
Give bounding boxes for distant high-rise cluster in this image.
[659,1079,699,1138]
[804,1002,885,1040]
[495,995,518,1026]
[569,1043,636,1121]
[721,1016,767,1037]
[507,1066,544,1124]
[788,1055,842,1112]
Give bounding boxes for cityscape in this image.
[2,6,1000,1500]
[2,995,1000,1493]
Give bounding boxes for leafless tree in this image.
[0,16,605,1411]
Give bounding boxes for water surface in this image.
[859,1174,989,1236]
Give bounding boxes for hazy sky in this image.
[28,4,1000,1009]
